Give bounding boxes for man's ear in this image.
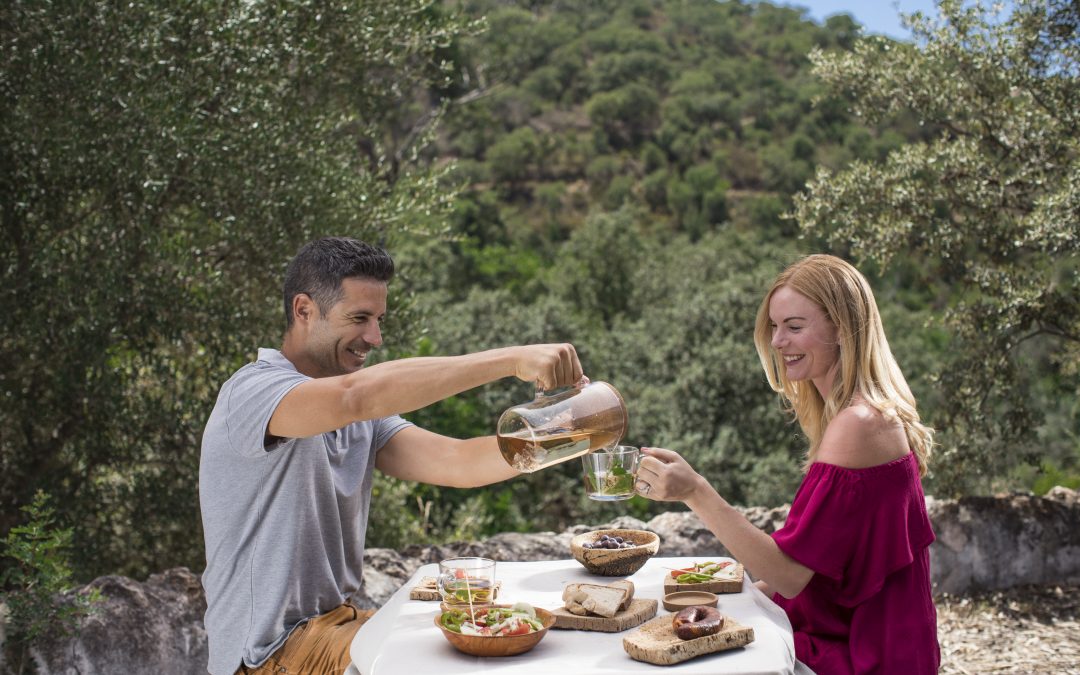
[292,293,317,325]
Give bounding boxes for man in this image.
[199,237,582,674]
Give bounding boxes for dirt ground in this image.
[937,584,1080,674]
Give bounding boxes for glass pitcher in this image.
[496,381,628,473]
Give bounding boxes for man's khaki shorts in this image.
[237,602,375,675]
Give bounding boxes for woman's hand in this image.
[635,446,706,502]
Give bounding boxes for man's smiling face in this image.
[303,277,387,378]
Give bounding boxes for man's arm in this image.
[268,344,581,440]
[375,426,518,488]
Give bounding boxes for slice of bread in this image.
[564,600,589,616]
[609,579,635,610]
[562,582,630,618]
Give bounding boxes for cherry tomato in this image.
[501,621,531,636]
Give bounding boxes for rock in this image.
[29,567,207,675]
[929,491,1080,595]
[352,548,416,609]
[640,506,790,559]
[643,510,727,557]
[602,515,650,532]
[467,530,574,562]
[1044,485,1078,508]
[740,505,791,535]
[0,602,7,671]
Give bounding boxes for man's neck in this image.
[280,332,319,378]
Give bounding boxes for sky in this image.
[778,0,941,40]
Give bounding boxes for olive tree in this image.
[794,0,1079,494]
[0,0,471,579]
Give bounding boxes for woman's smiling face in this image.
[768,285,840,395]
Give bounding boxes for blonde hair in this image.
[753,254,933,476]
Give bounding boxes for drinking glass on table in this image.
[437,557,497,608]
[582,445,641,501]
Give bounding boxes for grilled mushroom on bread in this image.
[672,605,724,640]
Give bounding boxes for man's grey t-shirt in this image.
[199,348,412,675]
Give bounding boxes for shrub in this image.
[1,492,99,674]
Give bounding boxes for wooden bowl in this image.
[434,606,556,657]
[570,528,660,576]
[662,590,718,612]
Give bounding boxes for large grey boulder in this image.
[930,488,1080,595]
[28,567,207,675]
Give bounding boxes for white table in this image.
[348,556,797,674]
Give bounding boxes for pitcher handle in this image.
[534,375,590,401]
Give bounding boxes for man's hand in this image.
[512,343,583,391]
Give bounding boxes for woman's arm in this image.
[637,447,814,599]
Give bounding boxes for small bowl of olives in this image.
[570,528,660,576]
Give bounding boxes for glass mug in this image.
[496,381,628,473]
[582,445,641,501]
[437,557,497,608]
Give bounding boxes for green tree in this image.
[547,209,642,328]
[0,0,469,579]
[588,50,672,94]
[585,83,661,147]
[1,491,99,674]
[794,0,1080,495]
[487,127,541,188]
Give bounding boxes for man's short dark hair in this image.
[283,237,395,329]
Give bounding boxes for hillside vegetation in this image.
[1,0,1076,579]
[376,0,919,543]
[374,0,1079,546]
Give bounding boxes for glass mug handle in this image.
[533,375,590,400]
[437,570,459,599]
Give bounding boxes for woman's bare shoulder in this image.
[817,403,909,469]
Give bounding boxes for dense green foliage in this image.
[795,0,1080,495]
[372,0,935,545]
[2,0,1076,582]
[374,0,1079,545]
[1,0,469,579]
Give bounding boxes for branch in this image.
[1015,323,1080,345]
[392,86,494,171]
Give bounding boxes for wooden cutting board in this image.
[622,613,754,665]
[662,563,744,595]
[551,598,658,632]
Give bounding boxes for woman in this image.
[636,254,939,674]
